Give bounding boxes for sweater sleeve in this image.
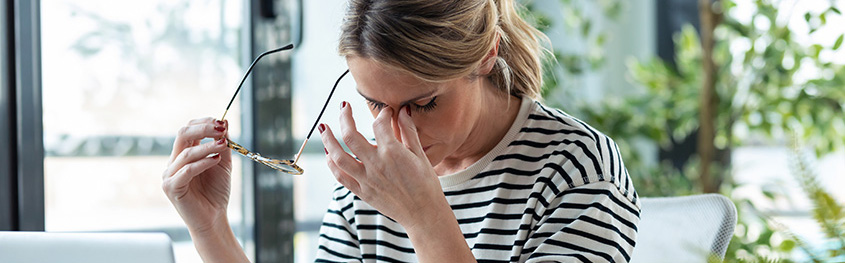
[314,185,362,263]
[523,181,640,263]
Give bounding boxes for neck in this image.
[434,81,522,176]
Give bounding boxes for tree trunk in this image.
[698,0,720,193]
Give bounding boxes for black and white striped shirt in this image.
[316,97,640,263]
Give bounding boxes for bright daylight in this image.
[1,0,843,263]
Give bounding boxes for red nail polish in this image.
[211,154,220,159]
[324,148,328,154]
[341,101,348,109]
[405,106,411,116]
[217,138,226,145]
[318,124,326,133]
[215,120,225,125]
[214,126,225,132]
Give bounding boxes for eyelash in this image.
[366,96,438,113]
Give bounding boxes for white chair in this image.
[630,194,737,263]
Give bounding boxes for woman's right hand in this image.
[162,117,233,234]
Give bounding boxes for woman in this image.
[162,0,640,262]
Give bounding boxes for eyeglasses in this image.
[220,44,349,175]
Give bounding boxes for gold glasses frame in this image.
[220,44,349,175]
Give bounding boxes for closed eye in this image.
[366,100,388,111]
[365,96,438,113]
[414,96,437,112]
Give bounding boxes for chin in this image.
[423,150,443,167]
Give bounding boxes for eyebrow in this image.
[356,89,437,107]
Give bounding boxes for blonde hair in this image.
[339,0,549,100]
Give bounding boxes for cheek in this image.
[437,95,472,127]
[414,103,470,141]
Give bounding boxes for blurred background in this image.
[1,0,843,262]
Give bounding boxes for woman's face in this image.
[347,57,484,167]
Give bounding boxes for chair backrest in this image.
[630,194,737,263]
[0,231,175,263]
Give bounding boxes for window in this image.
[40,1,247,262]
[289,1,374,262]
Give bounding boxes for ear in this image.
[478,35,500,75]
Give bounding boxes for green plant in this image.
[521,0,624,98]
[786,140,845,262]
[723,140,845,263]
[577,0,845,194]
[547,0,845,261]
[721,199,797,263]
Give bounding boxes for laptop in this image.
[0,231,175,263]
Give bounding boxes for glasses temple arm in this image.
[293,69,350,164]
[221,44,294,120]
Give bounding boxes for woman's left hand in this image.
[319,102,449,229]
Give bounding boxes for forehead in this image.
[347,57,440,102]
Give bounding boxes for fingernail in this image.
[341,101,348,109]
[318,123,326,133]
[217,138,226,145]
[405,106,411,116]
[211,153,221,159]
[215,120,225,125]
[324,148,328,154]
[214,126,225,132]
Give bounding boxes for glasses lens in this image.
[258,159,304,175]
[227,140,303,175]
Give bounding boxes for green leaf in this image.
[779,239,796,252]
[813,44,824,58]
[603,1,622,19]
[758,229,774,244]
[804,12,812,22]
[834,34,844,50]
[581,20,592,37]
[830,7,842,15]
[762,189,778,200]
[596,34,607,47]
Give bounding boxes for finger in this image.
[326,157,361,194]
[218,131,232,161]
[187,117,217,126]
[397,106,424,156]
[171,119,226,161]
[165,137,229,179]
[320,124,366,178]
[217,120,232,161]
[185,118,228,138]
[338,102,376,159]
[372,107,399,148]
[170,120,227,163]
[162,154,223,199]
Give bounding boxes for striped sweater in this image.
[316,97,640,263]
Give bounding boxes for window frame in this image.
[245,0,298,261]
[2,0,300,261]
[1,0,45,232]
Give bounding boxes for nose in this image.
[391,106,403,143]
